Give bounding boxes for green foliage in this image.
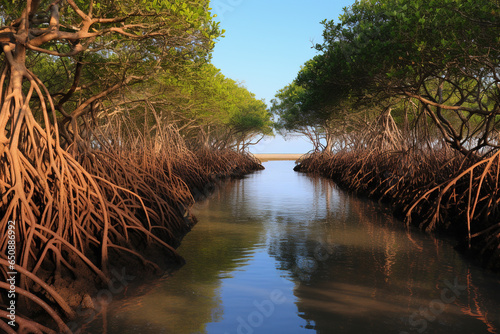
[178,64,273,148]
[271,82,310,132]
[0,1,267,151]
[125,63,273,150]
[275,0,500,155]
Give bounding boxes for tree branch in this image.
[56,60,83,111]
[404,91,492,115]
[72,76,143,119]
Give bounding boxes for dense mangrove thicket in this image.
[0,1,270,332]
[274,0,500,268]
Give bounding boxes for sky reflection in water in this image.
[89,160,500,334]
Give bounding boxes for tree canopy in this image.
[273,0,499,155]
[0,3,272,332]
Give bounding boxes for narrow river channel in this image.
[89,160,500,334]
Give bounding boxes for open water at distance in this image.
[90,160,500,334]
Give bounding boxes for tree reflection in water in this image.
[87,161,500,334]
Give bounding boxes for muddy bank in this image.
[294,150,500,272]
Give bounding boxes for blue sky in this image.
[210,0,354,153]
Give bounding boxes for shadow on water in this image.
[88,160,500,334]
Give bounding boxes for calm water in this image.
[88,160,500,334]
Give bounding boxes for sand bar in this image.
[253,153,304,162]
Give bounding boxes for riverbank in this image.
[294,150,500,272]
[0,148,264,333]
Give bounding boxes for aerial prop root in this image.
[406,151,500,236]
[0,310,58,334]
[0,282,72,334]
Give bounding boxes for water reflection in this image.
[90,160,500,334]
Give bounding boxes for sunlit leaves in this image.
[148,63,272,145]
[274,0,499,154]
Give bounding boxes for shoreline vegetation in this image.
[272,1,500,271]
[0,2,271,333]
[0,0,498,332]
[294,149,500,271]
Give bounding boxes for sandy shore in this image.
[253,153,305,162]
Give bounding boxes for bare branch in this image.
[404,91,493,116]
